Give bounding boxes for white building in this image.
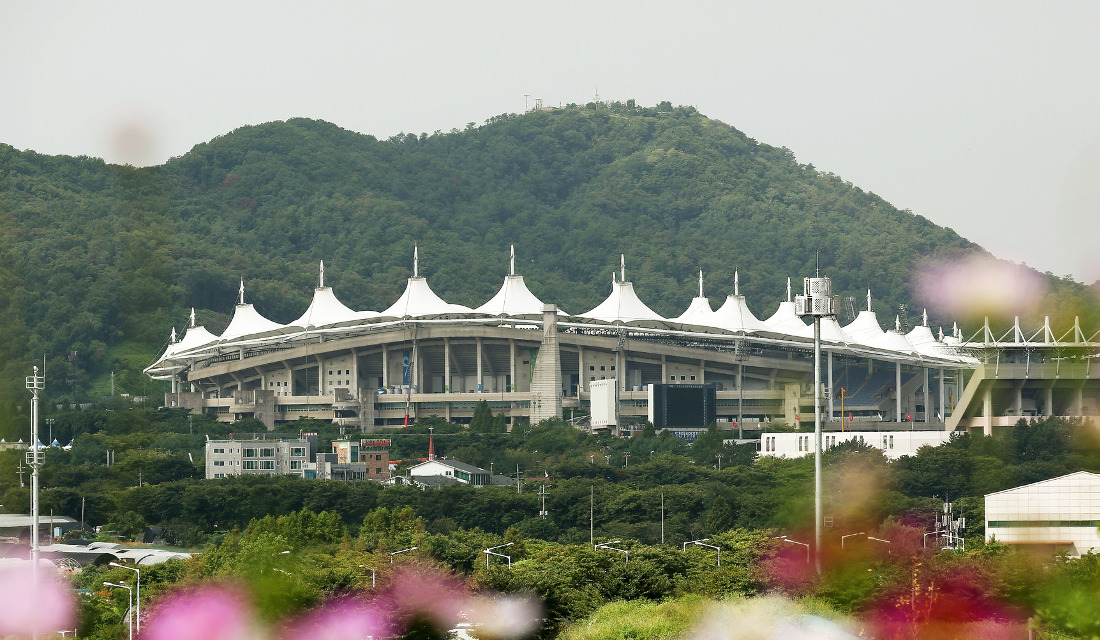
[204,434,316,479]
[758,430,953,460]
[407,459,491,487]
[985,471,1100,556]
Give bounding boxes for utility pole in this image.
[538,485,548,518]
[26,365,45,616]
[660,490,665,544]
[590,485,594,545]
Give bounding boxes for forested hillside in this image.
[1,101,1096,435]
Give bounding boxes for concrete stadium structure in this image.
[146,249,1099,435]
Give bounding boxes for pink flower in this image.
[0,561,77,637]
[142,585,256,640]
[281,597,389,640]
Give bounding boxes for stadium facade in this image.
[145,249,1099,436]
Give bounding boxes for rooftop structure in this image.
[986,472,1100,556]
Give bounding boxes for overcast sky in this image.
[3,1,1098,284]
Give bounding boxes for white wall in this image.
[758,430,952,460]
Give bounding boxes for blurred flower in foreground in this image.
[915,255,1047,322]
[381,566,468,630]
[281,597,388,640]
[0,561,76,637]
[465,594,543,640]
[143,584,258,640]
[690,596,858,639]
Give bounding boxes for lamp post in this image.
[390,546,418,563]
[775,536,810,563]
[595,539,628,563]
[840,532,866,549]
[483,542,514,568]
[109,563,141,633]
[924,530,946,548]
[683,538,721,566]
[359,564,376,588]
[103,581,133,640]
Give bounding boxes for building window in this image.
[690,375,696,381]
[260,461,275,470]
[600,366,605,371]
[889,435,895,449]
[244,448,258,458]
[290,461,301,470]
[213,460,224,466]
[291,447,305,457]
[680,376,686,381]
[376,468,382,474]
[260,448,275,457]
[670,376,675,381]
[611,366,616,371]
[243,461,258,470]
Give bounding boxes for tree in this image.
[469,400,493,433]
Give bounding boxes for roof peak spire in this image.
[413,246,419,278]
[239,278,245,305]
[510,245,516,276]
[786,277,792,302]
[171,327,177,343]
[734,271,740,296]
[319,260,325,288]
[190,307,196,327]
[698,270,704,298]
[620,254,625,282]
[923,308,928,327]
[867,289,872,312]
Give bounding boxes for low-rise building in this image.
[408,459,491,487]
[758,429,952,460]
[204,433,317,479]
[985,471,1100,556]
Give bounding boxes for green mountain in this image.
[0,101,1095,435]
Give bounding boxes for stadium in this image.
[145,248,1099,437]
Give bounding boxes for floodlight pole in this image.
[484,542,514,568]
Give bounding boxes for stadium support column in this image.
[983,386,993,436]
[444,338,451,392]
[895,361,902,423]
[529,305,562,423]
[477,338,484,392]
[924,368,930,423]
[382,348,389,388]
[578,346,585,393]
[939,367,946,425]
[1045,386,1053,417]
[510,338,516,392]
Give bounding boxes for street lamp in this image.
[359,564,376,588]
[103,581,133,640]
[483,542,514,568]
[390,546,418,563]
[595,539,628,563]
[867,536,891,545]
[923,530,946,548]
[25,366,44,589]
[683,538,721,566]
[775,536,810,563]
[109,562,141,633]
[840,532,866,549]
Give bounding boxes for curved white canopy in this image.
[580,279,666,324]
[766,301,812,338]
[293,287,378,328]
[844,310,887,347]
[219,303,288,342]
[712,295,770,333]
[476,275,548,317]
[818,316,852,343]
[673,296,716,325]
[383,277,473,318]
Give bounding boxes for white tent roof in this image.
[875,329,916,354]
[673,296,715,325]
[765,301,812,338]
[292,287,378,328]
[579,280,666,324]
[844,310,887,346]
[475,275,548,316]
[219,303,288,342]
[712,295,770,333]
[171,324,218,355]
[818,316,852,343]
[382,277,473,318]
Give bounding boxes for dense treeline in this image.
[2,101,1098,439]
[2,409,1097,552]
